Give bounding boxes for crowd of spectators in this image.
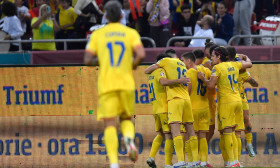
[0,0,279,51]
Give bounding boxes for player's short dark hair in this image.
[226,46,237,61]
[165,49,176,55]
[181,52,196,63]
[209,45,219,57]
[213,47,229,62]
[192,49,204,59]
[2,2,17,16]
[156,53,171,62]
[181,4,191,11]
[204,39,215,50]
[104,0,122,23]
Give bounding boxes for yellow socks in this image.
[220,134,228,162]
[236,134,242,161]
[120,120,135,139]
[245,132,253,144]
[185,140,193,163]
[149,135,164,158]
[165,139,174,165]
[199,138,208,163]
[232,133,238,161]
[105,126,119,164]
[189,136,199,162]
[173,135,185,162]
[223,133,234,163]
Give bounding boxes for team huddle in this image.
[84,1,259,168]
[145,44,259,168]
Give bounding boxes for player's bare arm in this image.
[197,72,217,89]
[145,64,159,74]
[133,45,146,69]
[247,77,259,87]
[84,52,99,66]
[238,54,253,70]
[188,83,192,94]
[159,77,190,86]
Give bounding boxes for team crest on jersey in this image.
[160,72,165,77]
[211,69,216,75]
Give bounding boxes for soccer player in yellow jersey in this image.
[193,48,217,143]
[181,52,212,167]
[227,46,259,159]
[147,53,190,168]
[197,47,252,167]
[84,1,145,168]
[145,57,198,168]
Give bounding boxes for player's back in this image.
[148,68,168,114]
[188,65,211,109]
[212,61,242,103]
[156,57,189,101]
[88,23,142,95]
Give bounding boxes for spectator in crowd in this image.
[212,1,233,45]
[197,0,216,19]
[56,0,78,50]
[123,0,131,26]
[0,1,24,51]
[29,0,46,18]
[189,14,214,47]
[31,4,60,50]
[74,0,103,38]
[135,0,150,45]
[233,0,255,46]
[15,0,31,34]
[146,0,170,47]
[173,4,196,47]
[254,0,274,22]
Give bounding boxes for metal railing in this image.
[166,36,215,47]
[0,37,156,51]
[228,34,280,46]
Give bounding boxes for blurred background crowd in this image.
[0,0,279,51]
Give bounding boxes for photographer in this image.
[31,4,60,51]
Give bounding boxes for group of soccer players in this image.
[83,1,259,167]
[145,42,259,168]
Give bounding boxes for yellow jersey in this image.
[202,57,210,64]
[187,65,211,109]
[58,6,77,30]
[211,62,242,104]
[156,58,190,101]
[238,70,251,102]
[148,68,168,114]
[86,23,143,95]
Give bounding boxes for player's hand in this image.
[217,18,222,25]
[238,54,247,61]
[179,77,190,84]
[197,71,205,80]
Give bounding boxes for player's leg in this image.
[233,101,245,166]
[98,92,120,168]
[243,107,255,157]
[119,91,138,162]
[183,100,199,167]
[197,108,210,167]
[235,131,242,162]
[218,103,236,167]
[198,131,208,167]
[104,119,119,168]
[223,127,235,166]
[147,114,164,168]
[207,97,216,142]
[219,131,229,167]
[164,133,174,167]
[168,99,186,168]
